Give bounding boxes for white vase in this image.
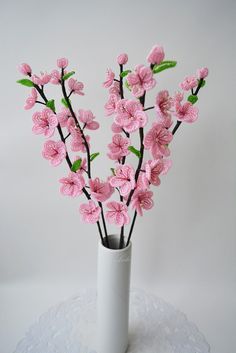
[97,234,132,353]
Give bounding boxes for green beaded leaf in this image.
[16,79,34,87]
[128,146,141,158]
[199,79,206,88]
[46,99,56,112]
[71,159,82,172]
[61,97,70,108]
[62,71,75,81]
[90,152,100,162]
[110,168,115,175]
[152,61,177,74]
[187,95,198,104]
[120,70,131,78]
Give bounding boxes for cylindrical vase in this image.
[97,235,132,353]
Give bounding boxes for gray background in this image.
[0,0,235,352]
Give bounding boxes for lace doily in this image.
[14,288,210,353]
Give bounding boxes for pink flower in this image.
[50,70,61,85]
[109,81,120,96]
[68,78,84,95]
[89,178,114,202]
[66,117,76,133]
[104,94,120,116]
[32,72,51,85]
[57,58,68,69]
[127,65,156,98]
[103,69,115,88]
[111,122,123,133]
[174,101,198,123]
[155,90,172,119]
[107,134,130,160]
[79,200,101,224]
[115,99,148,133]
[197,67,209,80]
[59,172,85,197]
[24,88,37,110]
[57,108,72,128]
[106,201,130,226]
[42,140,66,166]
[109,164,135,196]
[142,159,172,187]
[179,76,198,91]
[144,122,173,159]
[18,63,32,76]
[147,45,165,65]
[78,109,99,130]
[70,128,90,152]
[32,108,58,137]
[131,190,154,216]
[117,53,128,65]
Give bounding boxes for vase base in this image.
[14,288,210,353]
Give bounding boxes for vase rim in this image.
[99,234,132,252]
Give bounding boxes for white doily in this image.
[13,288,210,353]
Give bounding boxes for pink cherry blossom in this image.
[147,45,165,65]
[78,109,99,130]
[24,88,37,110]
[57,58,68,69]
[18,63,32,76]
[32,72,51,86]
[179,76,198,91]
[109,81,120,96]
[59,172,85,197]
[79,200,101,224]
[117,53,128,65]
[127,65,156,98]
[197,67,209,80]
[111,122,123,133]
[70,127,90,152]
[109,164,135,196]
[155,90,173,120]
[66,117,76,133]
[105,201,130,226]
[174,100,198,123]
[115,99,148,133]
[50,70,61,85]
[89,178,114,202]
[107,134,130,161]
[57,108,72,128]
[142,159,172,187]
[32,108,58,137]
[103,69,115,88]
[42,140,66,166]
[131,190,154,216]
[104,94,120,116]
[68,78,84,95]
[144,122,173,159]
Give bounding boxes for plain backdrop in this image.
[0,0,236,352]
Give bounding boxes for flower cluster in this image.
[17,46,208,248]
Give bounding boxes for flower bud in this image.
[196,67,209,79]
[57,58,69,69]
[147,45,165,65]
[18,63,32,76]
[117,53,128,65]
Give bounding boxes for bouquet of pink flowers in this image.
[17,45,208,249]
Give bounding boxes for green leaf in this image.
[71,159,82,172]
[90,152,100,162]
[199,79,206,88]
[152,60,177,74]
[16,79,34,87]
[62,71,75,81]
[187,95,198,104]
[125,80,131,91]
[46,99,55,112]
[120,70,131,78]
[128,146,141,158]
[110,168,115,176]
[61,97,69,108]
